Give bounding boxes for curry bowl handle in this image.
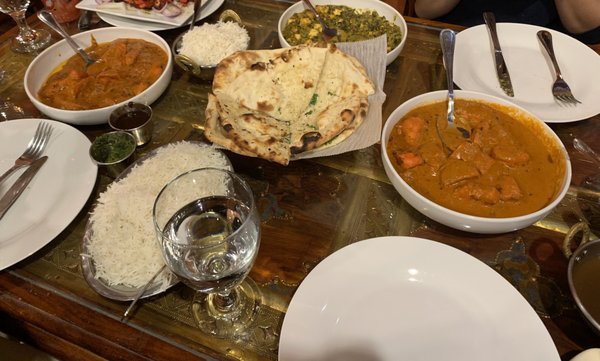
[563,221,591,258]
[218,9,242,23]
[174,53,202,77]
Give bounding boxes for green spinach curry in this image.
[282,5,402,52]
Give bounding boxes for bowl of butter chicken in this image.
[24,27,172,125]
[382,90,571,234]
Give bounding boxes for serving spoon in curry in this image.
[38,10,98,67]
[302,0,337,41]
[440,29,470,138]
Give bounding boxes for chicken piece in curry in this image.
[387,99,566,218]
[38,38,167,110]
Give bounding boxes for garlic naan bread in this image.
[205,93,290,164]
[213,45,325,123]
[291,47,373,153]
[205,44,375,165]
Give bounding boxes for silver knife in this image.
[483,12,514,97]
[0,156,48,220]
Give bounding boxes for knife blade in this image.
[0,156,48,220]
[483,12,514,97]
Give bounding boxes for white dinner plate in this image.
[77,0,194,26]
[95,0,224,31]
[279,236,560,361]
[455,23,600,123]
[0,119,97,271]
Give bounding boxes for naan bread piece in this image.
[313,97,369,151]
[206,44,375,165]
[223,113,291,165]
[290,45,375,153]
[212,45,327,123]
[205,93,256,158]
[205,93,292,165]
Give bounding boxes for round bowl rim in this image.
[277,0,408,65]
[567,238,600,333]
[89,130,137,166]
[381,89,572,233]
[24,27,173,125]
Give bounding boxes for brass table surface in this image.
[1,1,599,360]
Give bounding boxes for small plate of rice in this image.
[81,141,233,301]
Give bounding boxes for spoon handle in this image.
[38,10,95,65]
[440,29,455,123]
[189,0,202,31]
[121,265,167,321]
[302,0,330,34]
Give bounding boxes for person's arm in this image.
[413,0,461,19]
[555,0,600,33]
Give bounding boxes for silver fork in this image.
[0,121,53,185]
[537,30,581,105]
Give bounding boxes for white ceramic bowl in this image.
[24,27,173,126]
[381,90,572,234]
[277,0,407,65]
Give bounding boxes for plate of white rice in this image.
[81,141,232,301]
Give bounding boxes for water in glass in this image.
[161,195,260,294]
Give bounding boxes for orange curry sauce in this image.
[387,99,566,218]
[38,38,167,110]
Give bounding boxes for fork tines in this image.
[29,121,53,158]
[553,78,582,105]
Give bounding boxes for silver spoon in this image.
[188,0,202,31]
[172,0,204,77]
[440,28,470,139]
[38,10,97,67]
[121,265,167,321]
[302,0,337,40]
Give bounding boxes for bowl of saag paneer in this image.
[278,0,407,65]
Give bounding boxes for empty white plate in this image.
[279,236,560,361]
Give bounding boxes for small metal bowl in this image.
[89,131,137,178]
[564,222,600,335]
[171,9,244,79]
[109,102,154,146]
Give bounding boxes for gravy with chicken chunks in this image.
[386,99,566,218]
[38,38,167,110]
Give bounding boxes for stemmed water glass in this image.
[0,0,50,53]
[153,167,261,338]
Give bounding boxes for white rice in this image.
[179,21,250,66]
[87,141,232,288]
